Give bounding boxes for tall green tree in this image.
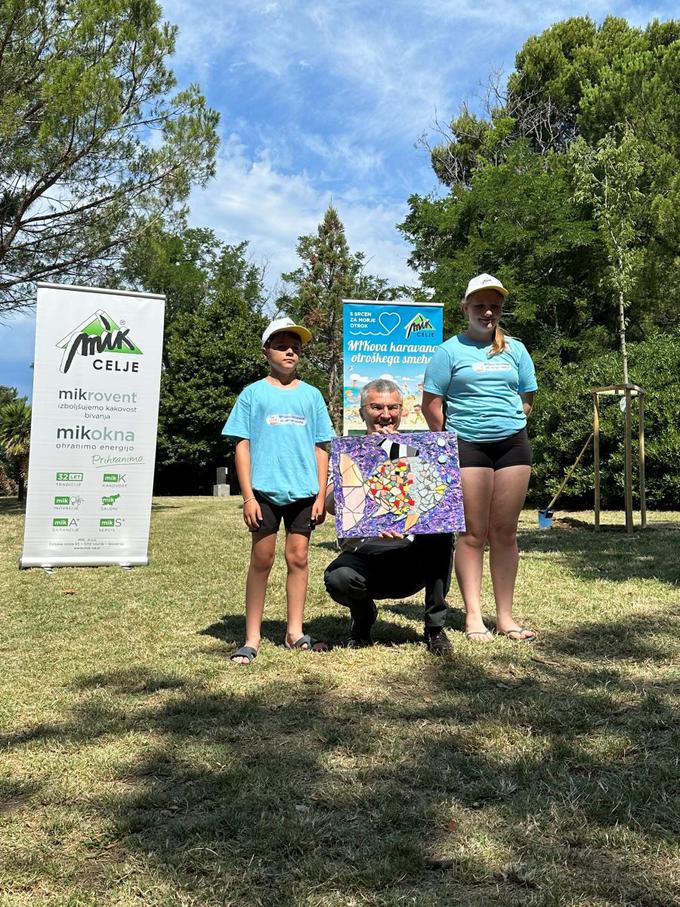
[405,16,680,356]
[122,228,266,476]
[0,0,219,313]
[279,204,394,431]
[0,393,31,500]
[402,141,599,359]
[569,128,645,383]
[0,384,19,496]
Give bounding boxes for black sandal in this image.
[230,645,258,665]
[283,634,329,652]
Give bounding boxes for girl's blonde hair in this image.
[489,326,507,357]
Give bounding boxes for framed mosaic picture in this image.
[331,432,465,538]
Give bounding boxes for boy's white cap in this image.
[464,273,509,300]
[261,316,312,346]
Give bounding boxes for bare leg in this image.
[284,531,311,646]
[487,465,534,638]
[233,531,277,664]
[455,467,494,638]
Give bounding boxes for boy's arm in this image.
[235,439,262,530]
[312,444,329,524]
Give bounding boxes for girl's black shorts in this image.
[457,428,532,470]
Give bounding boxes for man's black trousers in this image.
[324,534,454,635]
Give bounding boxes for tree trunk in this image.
[617,285,629,384]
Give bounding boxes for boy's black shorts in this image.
[251,490,317,534]
[457,428,532,470]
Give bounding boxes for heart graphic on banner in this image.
[379,312,401,335]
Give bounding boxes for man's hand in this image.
[369,424,398,435]
[379,529,404,539]
[243,498,263,531]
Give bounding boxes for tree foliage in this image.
[403,15,680,507]
[0,0,219,312]
[279,205,395,432]
[406,16,680,352]
[529,332,680,509]
[122,228,267,477]
[0,389,31,500]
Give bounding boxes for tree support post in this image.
[590,384,646,533]
[624,386,634,535]
[638,393,647,529]
[593,392,601,530]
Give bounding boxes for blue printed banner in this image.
[342,299,443,434]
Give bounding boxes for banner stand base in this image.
[20,557,149,569]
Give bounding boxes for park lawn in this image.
[0,497,678,907]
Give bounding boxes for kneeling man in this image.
[324,379,454,654]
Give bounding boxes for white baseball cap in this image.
[261,316,312,346]
[464,273,509,300]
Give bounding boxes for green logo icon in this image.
[102,494,120,506]
[56,471,83,482]
[53,518,68,527]
[103,473,118,483]
[404,312,435,338]
[57,310,143,373]
[100,518,115,527]
[54,496,70,505]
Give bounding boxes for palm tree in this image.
[0,398,32,501]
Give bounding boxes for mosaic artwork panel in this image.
[331,432,466,538]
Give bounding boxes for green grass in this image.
[1,497,679,906]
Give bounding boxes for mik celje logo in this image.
[404,312,435,339]
[57,310,143,373]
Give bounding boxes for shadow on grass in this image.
[0,779,42,816]
[518,524,680,587]
[4,605,678,904]
[0,498,25,515]
[202,612,423,649]
[72,665,188,695]
[385,600,467,633]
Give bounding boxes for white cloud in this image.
[161,0,678,299]
[188,134,417,293]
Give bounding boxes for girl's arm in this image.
[422,391,445,431]
[521,391,535,417]
[235,439,262,530]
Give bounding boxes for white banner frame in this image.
[19,282,165,568]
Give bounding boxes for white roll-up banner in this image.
[20,283,165,568]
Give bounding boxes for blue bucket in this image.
[538,509,554,530]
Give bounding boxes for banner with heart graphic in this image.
[342,299,444,434]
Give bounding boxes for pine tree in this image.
[280,205,391,432]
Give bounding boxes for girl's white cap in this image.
[464,273,508,299]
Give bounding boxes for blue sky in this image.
[1,0,675,400]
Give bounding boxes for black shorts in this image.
[251,490,316,534]
[457,428,532,470]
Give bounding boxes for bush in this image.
[529,332,680,509]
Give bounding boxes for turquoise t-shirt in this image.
[423,335,537,442]
[222,379,335,505]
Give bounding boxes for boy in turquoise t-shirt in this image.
[223,317,335,665]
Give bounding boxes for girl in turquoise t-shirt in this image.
[422,273,538,644]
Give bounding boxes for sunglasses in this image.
[268,342,302,354]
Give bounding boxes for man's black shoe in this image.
[425,628,452,655]
[345,635,374,649]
